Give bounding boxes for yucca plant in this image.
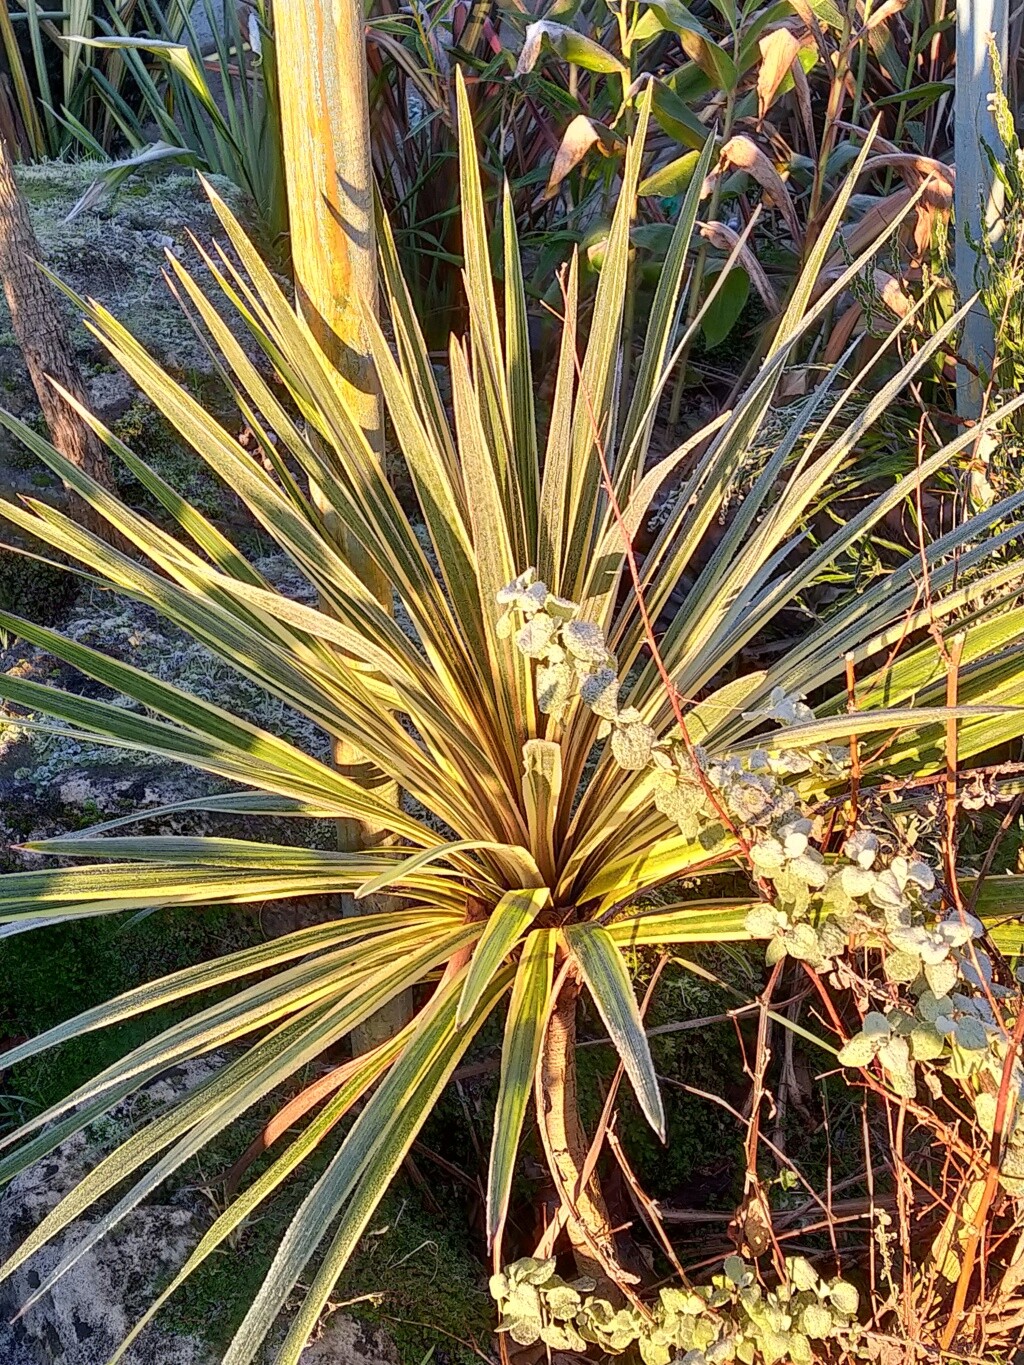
[0,74,1023,1363]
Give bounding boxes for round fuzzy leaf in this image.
[863,1010,891,1037]
[909,1026,945,1062]
[828,1280,859,1317]
[953,1015,989,1051]
[800,1302,833,1338]
[611,720,657,770]
[884,949,921,983]
[837,1032,881,1067]
[924,958,958,999]
[787,1256,819,1292]
[788,1330,815,1364]
[723,1254,748,1286]
[975,1091,997,1134]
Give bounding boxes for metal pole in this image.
[955,0,1009,420]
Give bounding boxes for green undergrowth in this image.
[162,1156,491,1363]
[0,905,261,1130]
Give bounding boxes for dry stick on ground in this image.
[0,129,116,538]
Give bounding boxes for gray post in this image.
[954,0,1009,419]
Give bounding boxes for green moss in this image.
[0,548,78,625]
[111,399,232,521]
[0,905,260,1127]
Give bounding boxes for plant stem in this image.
[536,970,623,1284]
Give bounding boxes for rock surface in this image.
[0,1062,218,1365]
[0,1058,405,1365]
[293,1316,401,1365]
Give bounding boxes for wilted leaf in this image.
[706,135,803,246]
[516,21,627,76]
[541,116,623,202]
[757,28,801,120]
[698,221,779,312]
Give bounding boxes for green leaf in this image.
[564,924,666,1140]
[458,888,550,1027]
[487,930,556,1250]
[701,267,749,350]
[639,150,701,199]
[516,21,628,76]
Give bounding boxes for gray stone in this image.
[0,1062,220,1365]
[188,0,242,55]
[295,1315,401,1365]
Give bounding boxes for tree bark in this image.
[537,973,626,1285]
[0,131,116,537]
[274,0,411,1054]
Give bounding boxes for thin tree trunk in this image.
[537,973,624,1285]
[0,131,116,537]
[274,0,411,1054]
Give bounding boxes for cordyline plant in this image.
[0,75,1023,1363]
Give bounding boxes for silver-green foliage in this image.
[490,1254,863,1364]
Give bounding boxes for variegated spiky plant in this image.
[0,78,1022,1364]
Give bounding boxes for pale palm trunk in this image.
[274,0,411,1051]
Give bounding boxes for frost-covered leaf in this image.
[828,1280,859,1317]
[837,1031,882,1067]
[745,905,787,939]
[909,1026,945,1062]
[788,1333,814,1365]
[750,837,786,871]
[787,1256,819,1292]
[975,1091,997,1134]
[545,1284,582,1319]
[844,829,878,868]
[562,619,609,663]
[537,659,573,717]
[952,1015,989,1051]
[884,949,921,983]
[788,850,828,888]
[907,859,935,890]
[924,958,958,999]
[579,666,620,719]
[516,612,558,656]
[800,1301,833,1338]
[611,720,656,770]
[765,935,789,965]
[841,864,876,898]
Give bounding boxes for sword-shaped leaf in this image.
[564,923,665,1140]
[457,888,550,1028]
[486,928,556,1252]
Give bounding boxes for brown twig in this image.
[940,1006,1024,1351]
